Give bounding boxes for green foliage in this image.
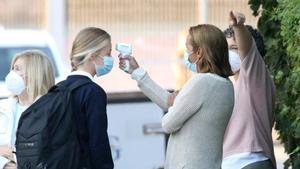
[248,0,300,168]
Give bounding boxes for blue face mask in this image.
[183,51,197,72]
[95,56,114,76]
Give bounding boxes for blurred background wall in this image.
[0,1,289,168]
[0,0,258,92]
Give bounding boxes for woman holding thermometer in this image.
[119,24,234,169]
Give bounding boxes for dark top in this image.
[62,75,114,169]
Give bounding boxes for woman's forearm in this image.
[233,25,253,60]
[136,72,171,112]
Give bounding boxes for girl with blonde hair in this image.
[0,50,55,169]
[61,27,114,169]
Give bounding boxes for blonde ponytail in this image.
[70,27,111,71]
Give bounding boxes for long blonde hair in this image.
[10,50,55,101]
[189,24,233,78]
[70,27,111,71]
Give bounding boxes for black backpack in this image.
[15,79,91,169]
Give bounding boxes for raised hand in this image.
[118,54,139,74]
[229,11,246,27]
[228,11,252,61]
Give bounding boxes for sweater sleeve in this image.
[132,68,171,112]
[162,76,206,133]
[85,89,114,169]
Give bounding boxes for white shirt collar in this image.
[69,70,94,81]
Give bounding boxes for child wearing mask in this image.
[222,11,276,169]
[0,50,55,169]
[60,27,114,169]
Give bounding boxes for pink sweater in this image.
[223,39,276,168]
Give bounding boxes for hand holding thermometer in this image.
[116,43,132,72]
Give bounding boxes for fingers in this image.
[229,11,245,26]
[118,54,130,61]
[237,13,246,24]
[128,57,138,66]
[118,54,131,59]
[118,54,139,74]
[118,57,127,61]
[229,11,237,26]
[229,11,236,20]
[118,58,129,66]
[118,55,130,72]
[118,62,126,69]
[119,64,126,70]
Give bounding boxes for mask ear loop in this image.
[193,47,204,72]
[193,57,201,73]
[193,47,203,64]
[193,55,201,64]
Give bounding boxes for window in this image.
[0,47,59,81]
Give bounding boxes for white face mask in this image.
[5,71,25,95]
[229,50,241,73]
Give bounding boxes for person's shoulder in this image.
[76,82,107,102]
[183,73,209,90]
[186,73,232,93]
[65,76,104,93]
[86,82,106,95]
[64,76,106,99]
[194,73,230,84]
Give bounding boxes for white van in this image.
[0,30,66,99]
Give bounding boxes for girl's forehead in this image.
[14,58,25,66]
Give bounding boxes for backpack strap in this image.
[67,78,92,92]
[49,78,92,93]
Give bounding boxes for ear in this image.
[195,48,203,60]
[89,53,97,61]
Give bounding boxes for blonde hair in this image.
[10,50,55,101]
[189,24,233,78]
[70,27,111,71]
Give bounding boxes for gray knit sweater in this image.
[133,71,234,169]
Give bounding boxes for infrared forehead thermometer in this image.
[116,43,132,55]
[116,43,132,72]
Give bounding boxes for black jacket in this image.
[62,75,114,169]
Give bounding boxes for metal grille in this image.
[0,0,259,91]
[208,0,258,29]
[0,0,46,29]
